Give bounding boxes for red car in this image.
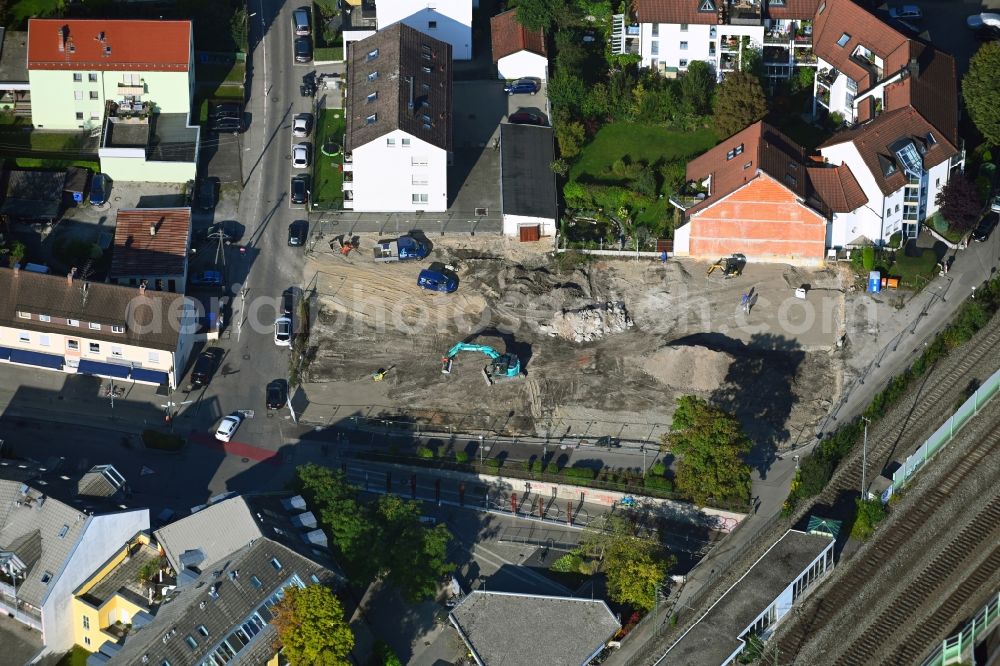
[508,112,545,126]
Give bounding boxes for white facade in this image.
[40,509,150,653]
[346,129,448,212]
[344,0,472,60]
[496,51,548,81]
[503,214,556,238]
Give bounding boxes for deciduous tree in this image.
[963,41,1000,146]
[935,174,983,231]
[373,495,454,602]
[663,396,752,505]
[679,60,716,116]
[511,0,571,31]
[580,515,673,611]
[712,72,768,140]
[271,585,354,666]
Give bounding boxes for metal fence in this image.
[921,590,1000,666]
[883,366,1000,502]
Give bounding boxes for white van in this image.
[293,8,311,36]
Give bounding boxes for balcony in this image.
[720,53,738,71]
[763,46,790,64]
[816,88,830,108]
[794,48,817,65]
[816,67,838,88]
[726,0,762,25]
[720,37,741,52]
[764,30,791,45]
[342,0,377,32]
[669,182,710,210]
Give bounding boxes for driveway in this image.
[202,128,244,185]
[0,613,42,666]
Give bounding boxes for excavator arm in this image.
[443,343,501,362]
[441,342,520,384]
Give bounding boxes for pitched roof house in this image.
[491,9,548,81]
[109,208,192,292]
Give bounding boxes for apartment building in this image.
[26,19,199,183]
[343,24,452,212]
[0,267,197,388]
[342,0,473,60]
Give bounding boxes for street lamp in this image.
[861,416,871,497]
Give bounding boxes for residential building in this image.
[0,461,149,654]
[0,28,30,117]
[499,123,558,239]
[27,19,199,183]
[661,527,835,665]
[342,0,473,60]
[449,591,620,666]
[343,24,452,212]
[109,208,192,293]
[670,121,837,265]
[491,9,548,81]
[628,0,819,84]
[0,169,66,222]
[0,267,197,387]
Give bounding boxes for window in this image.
[785,174,797,187]
[111,325,124,333]
[74,91,83,101]
[886,207,891,217]
[89,91,99,100]
[73,73,82,82]
[185,635,198,649]
[75,112,84,120]
[421,82,431,92]
[651,41,659,56]
[386,138,395,147]
[270,558,283,571]
[895,204,900,212]
[651,24,659,37]
[735,144,744,155]
[428,20,437,28]
[926,132,937,146]
[366,48,379,61]
[17,311,30,319]
[680,41,688,50]
[680,23,688,32]
[837,33,850,47]
[250,575,263,589]
[84,637,91,646]
[89,342,100,353]
[89,322,101,330]
[197,625,209,638]
[412,175,428,186]
[679,59,688,67]
[365,113,377,125]
[67,340,79,351]
[82,615,89,629]
[18,332,29,343]
[412,193,429,204]
[744,161,752,170]
[367,91,377,103]
[935,178,940,187]
[421,65,433,73]
[111,346,123,358]
[67,318,79,326]
[148,351,159,363]
[727,149,735,161]
[411,156,428,166]
[91,112,100,120]
[39,335,51,347]
[401,138,411,147]
[367,71,378,81]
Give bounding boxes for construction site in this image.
[299,234,851,450]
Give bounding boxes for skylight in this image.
[926,132,937,146]
[837,33,850,47]
[366,48,379,62]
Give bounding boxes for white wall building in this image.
[344,24,452,213]
[343,0,472,61]
[491,9,548,81]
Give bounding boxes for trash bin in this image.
[868,271,882,293]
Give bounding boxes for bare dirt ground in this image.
[300,235,846,450]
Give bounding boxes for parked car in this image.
[889,5,922,20]
[508,112,545,126]
[294,37,312,63]
[972,212,998,243]
[975,25,1000,40]
[504,78,540,95]
[215,414,242,442]
[582,28,597,43]
[190,270,224,287]
[211,102,242,120]
[288,220,308,246]
[292,142,311,169]
[595,436,622,448]
[991,194,1000,213]
[266,380,288,410]
[967,12,1000,29]
[292,113,312,138]
[417,268,457,293]
[274,317,292,346]
[197,177,218,210]
[290,176,309,205]
[282,288,296,316]
[292,7,311,36]
[191,347,222,387]
[89,172,109,206]
[212,116,242,133]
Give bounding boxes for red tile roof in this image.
[807,162,867,212]
[110,208,191,279]
[28,19,191,71]
[885,41,958,146]
[765,0,822,19]
[491,9,547,61]
[633,0,722,26]
[812,0,907,90]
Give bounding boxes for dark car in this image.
[211,102,242,119]
[191,347,222,387]
[508,112,545,126]
[417,268,457,293]
[282,288,296,316]
[266,380,287,410]
[972,212,998,243]
[595,436,622,448]
[288,220,308,246]
[291,176,309,205]
[89,172,109,206]
[212,116,242,133]
[197,178,218,210]
[504,78,540,95]
[294,37,312,63]
[190,270,224,287]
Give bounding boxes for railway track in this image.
[776,419,1000,663]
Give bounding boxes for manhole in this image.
[243,354,251,360]
[241,457,250,463]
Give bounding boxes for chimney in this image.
[57,26,66,52]
[908,57,919,78]
[68,267,77,285]
[139,281,147,295]
[150,223,157,237]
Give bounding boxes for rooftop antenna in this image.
[79,260,95,306]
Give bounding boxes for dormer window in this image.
[89,322,101,330]
[699,0,715,11]
[17,311,29,319]
[837,33,850,47]
[926,132,937,146]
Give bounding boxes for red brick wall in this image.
[688,175,827,264]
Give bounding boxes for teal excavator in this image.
[442,343,521,385]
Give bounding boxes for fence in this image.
[921,590,1000,666]
[883,365,1000,502]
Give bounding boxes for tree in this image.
[555,120,586,158]
[271,585,354,666]
[548,71,588,118]
[511,0,571,31]
[739,45,763,80]
[11,0,64,22]
[296,465,377,578]
[679,61,716,116]
[580,515,673,611]
[963,41,1000,146]
[373,495,454,601]
[712,72,768,140]
[663,396,752,505]
[935,174,983,231]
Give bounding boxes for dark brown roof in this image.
[885,41,958,146]
[685,121,813,213]
[813,0,908,91]
[491,9,546,61]
[0,268,184,351]
[110,208,191,279]
[344,23,452,153]
[807,162,867,212]
[819,106,957,196]
[633,0,721,25]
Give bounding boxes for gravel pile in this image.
[538,301,634,342]
[643,345,735,392]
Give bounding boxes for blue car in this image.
[418,269,457,293]
[190,270,224,287]
[89,173,109,205]
[504,78,540,96]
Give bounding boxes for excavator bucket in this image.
[441,358,453,374]
[482,367,494,386]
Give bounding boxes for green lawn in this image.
[927,211,965,244]
[0,129,98,170]
[890,248,939,287]
[55,646,90,666]
[315,46,344,62]
[570,123,718,181]
[313,108,345,207]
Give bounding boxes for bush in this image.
[550,553,586,573]
[142,430,185,451]
[416,445,434,459]
[562,466,596,480]
[643,475,674,492]
[861,245,875,271]
[851,497,887,540]
[483,458,501,470]
[454,451,469,464]
[650,462,667,476]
